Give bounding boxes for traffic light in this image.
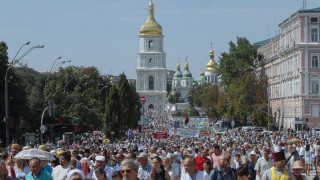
[60,115,63,124]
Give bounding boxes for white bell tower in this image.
[136,1,167,110]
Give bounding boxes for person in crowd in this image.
[0,163,17,180]
[66,169,85,180]
[115,153,125,171]
[261,150,294,180]
[52,151,71,180]
[286,144,300,170]
[137,153,152,180]
[181,155,208,180]
[14,159,30,180]
[288,161,307,180]
[211,145,224,169]
[237,166,250,180]
[305,144,312,176]
[254,147,273,180]
[112,171,123,180]
[120,159,140,180]
[163,157,177,180]
[7,144,20,161]
[210,156,236,180]
[69,159,77,171]
[150,156,170,180]
[245,151,257,180]
[25,157,53,180]
[100,150,112,167]
[50,157,60,168]
[38,145,53,174]
[94,168,107,180]
[92,155,115,180]
[5,158,16,178]
[203,160,212,179]
[195,150,210,171]
[80,158,92,179]
[71,150,82,170]
[232,153,245,170]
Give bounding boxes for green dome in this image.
[173,70,182,79]
[198,75,206,81]
[182,70,192,78]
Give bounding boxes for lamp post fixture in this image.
[100,85,108,92]
[5,43,44,147]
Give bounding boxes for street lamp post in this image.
[5,43,44,147]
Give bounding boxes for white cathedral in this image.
[136,0,167,110]
[171,49,219,103]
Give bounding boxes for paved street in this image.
[304,169,317,180]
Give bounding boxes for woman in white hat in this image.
[289,161,307,180]
[245,151,257,180]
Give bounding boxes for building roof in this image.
[279,7,320,27]
[253,37,274,48]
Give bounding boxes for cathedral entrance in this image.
[149,104,154,109]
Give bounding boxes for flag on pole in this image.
[128,129,134,138]
[184,115,189,126]
[197,118,204,126]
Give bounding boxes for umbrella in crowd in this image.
[14,148,55,161]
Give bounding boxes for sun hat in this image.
[249,151,257,156]
[292,161,304,170]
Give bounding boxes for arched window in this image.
[149,41,154,51]
[312,56,319,67]
[149,58,152,63]
[149,76,154,90]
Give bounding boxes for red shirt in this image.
[195,155,210,171]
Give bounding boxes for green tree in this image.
[188,83,211,107]
[201,85,219,118]
[217,37,262,89]
[103,85,121,137]
[168,91,180,104]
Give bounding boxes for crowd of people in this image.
[0,110,320,180]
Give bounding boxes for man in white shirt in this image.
[181,155,209,180]
[92,155,115,180]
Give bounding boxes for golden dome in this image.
[184,61,189,70]
[200,71,204,76]
[206,49,218,71]
[177,63,180,70]
[110,76,114,83]
[140,1,162,36]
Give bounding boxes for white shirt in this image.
[181,170,209,180]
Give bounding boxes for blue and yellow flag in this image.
[214,128,226,134]
[197,118,204,126]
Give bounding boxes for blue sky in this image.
[0,0,319,79]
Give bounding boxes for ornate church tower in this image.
[136,0,167,110]
[205,46,218,84]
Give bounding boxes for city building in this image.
[136,1,167,110]
[254,7,320,130]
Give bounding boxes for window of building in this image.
[149,58,152,63]
[187,81,188,86]
[149,76,154,90]
[149,41,154,51]
[312,81,319,94]
[311,28,318,42]
[312,56,319,67]
[311,17,318,23]
[312,105,320,117]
